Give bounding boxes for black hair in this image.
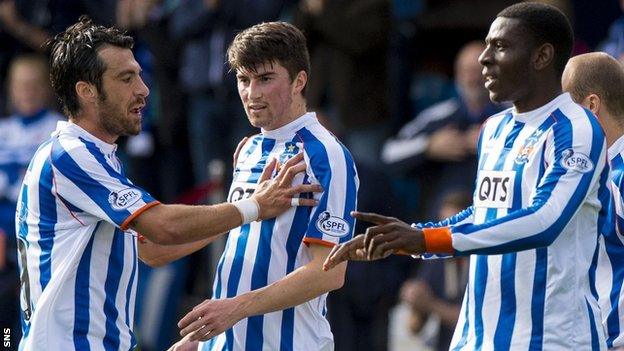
[498,2,573,78]
[48,16,134,116]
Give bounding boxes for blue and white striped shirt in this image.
[421,94,609,350]
[16,121,159,351]
[200,112,359,351]
[596,134,624,349]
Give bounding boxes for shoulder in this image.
[50,134,101,166]
[552,99,604,143]
[297,123,354,165]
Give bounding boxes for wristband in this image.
[233,198,260,224]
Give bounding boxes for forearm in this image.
[138,235,218,267]
[131,202,242,245]
[427,298,462,328]
[236,252,346,318]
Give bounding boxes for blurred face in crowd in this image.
[455,42,489,104]
[9,59,52,116]
[94,46,149,138]
[479,17,534,106]
[236,60,307,130]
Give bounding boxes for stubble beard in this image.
[97,92,141,137]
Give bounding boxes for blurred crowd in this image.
[0,0,622,350]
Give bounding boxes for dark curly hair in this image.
[227,22,310,95]
[48,16,134,117]
[498,2,573,78]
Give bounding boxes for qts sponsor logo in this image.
[474,170,515,209]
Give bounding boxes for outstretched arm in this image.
[130,153,322,246]
[177,244,346,341]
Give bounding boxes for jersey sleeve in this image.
[300,136,359,247]
[421,110,607,256]
[50,138,159,230]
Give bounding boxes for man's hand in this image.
[253,153,322,220]
[167,334,198,351]
[178,297,244,342]
[323,211,425,271]
[401,280,435,313]
[426,126,468,161]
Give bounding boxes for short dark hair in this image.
[227,22,310,94]
[48,16,134,116]
[498,2,573,78]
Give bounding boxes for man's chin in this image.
[488,91,505,104]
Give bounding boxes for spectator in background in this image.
[0,0,116,114]
[171,0,291,185]
[293,0,391,168]
[0,53,61,346]
[400,191,470,351]
[381,41,504,219]
[598,0,624,63]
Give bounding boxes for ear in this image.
[532,43,555,72]
[75,81,97,105]
[292,70,307,96]
[583,93,601,115]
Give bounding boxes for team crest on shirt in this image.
[315,211,350,237]
[276,142,302,173]
[278,142,301,164]
[108,188,142,211]
[514,130,545,164]
[561,149,594,173]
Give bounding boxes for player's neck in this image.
[513,79,561,114]
[265,99,307,131]
[69,113,118,144]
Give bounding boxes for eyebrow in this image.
[115,69,140,78]
[237,71,276,79]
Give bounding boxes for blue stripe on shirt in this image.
[586,298,601,351]
[125,236,138,349]
[280,177,312,351]
[298,128,332,240]
[246,219,276,348]
[247,138,276,184]
[103,229,125,351]
[225,224,251,350]
[340,143,357,243]
[37,157,56,291]
[73,223,99,351]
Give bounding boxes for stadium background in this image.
[0,0,621,350]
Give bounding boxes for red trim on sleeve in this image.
[303,237,336,248]
[120,201,161,231]
[422,227,454,254]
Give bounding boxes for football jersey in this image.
[16,121,159,351]
[419,94,609,350]
[200,112,359,351]
[595,134,624,348]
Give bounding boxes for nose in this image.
[248,79,261,100]
[136,76,150,98]
[478,46,491,66]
